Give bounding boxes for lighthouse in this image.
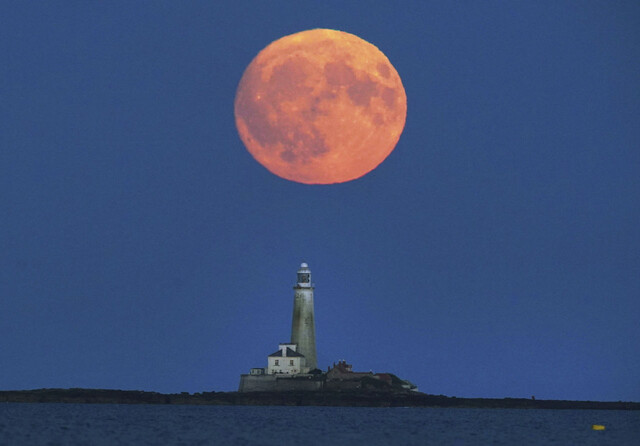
[290,262,318,370]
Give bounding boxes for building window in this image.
[290,360,294,366]
[275,360,279,366]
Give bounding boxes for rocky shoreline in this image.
[1,388,638,410]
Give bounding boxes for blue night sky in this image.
[1,2,638,401]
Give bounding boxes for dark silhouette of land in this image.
[1,388,638,410]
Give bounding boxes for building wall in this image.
[238,375,323,392]
[239,374,278,392]
[326,369,373,380]
[267,356,302,375]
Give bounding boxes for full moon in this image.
[234,29,407,184]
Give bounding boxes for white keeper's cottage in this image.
[267,343,307,375]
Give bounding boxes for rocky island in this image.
[1,388,638,410]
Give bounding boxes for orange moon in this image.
[234,29,407,184]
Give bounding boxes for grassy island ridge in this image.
[1,389,638,410]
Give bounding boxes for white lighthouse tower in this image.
[290,262,318,370]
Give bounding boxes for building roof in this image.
[326,360,373,379]
[268,347,305,358]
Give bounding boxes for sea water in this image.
[1,403,638,445]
